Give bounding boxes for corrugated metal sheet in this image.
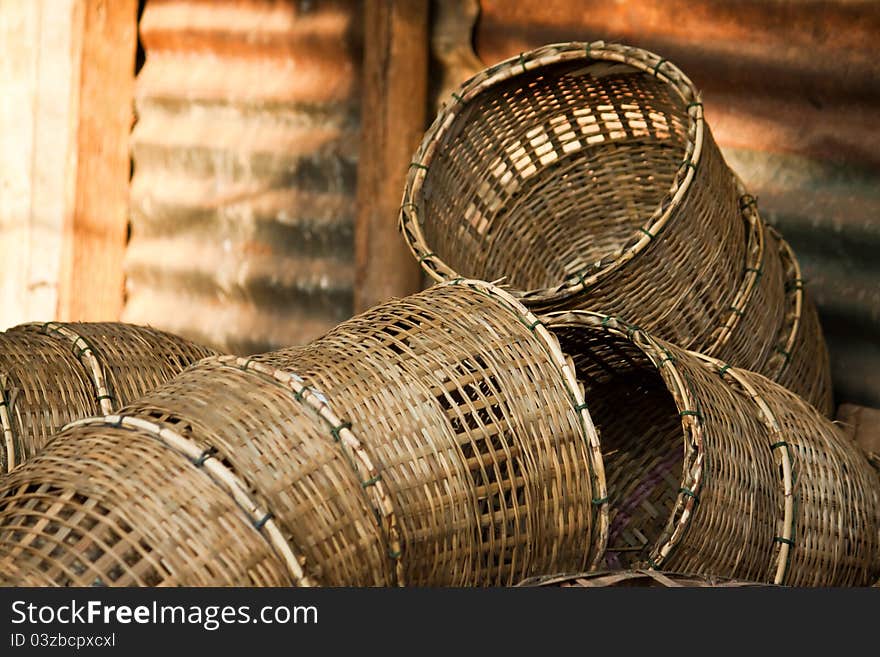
[474,0,880,407]
[124,0,361,354]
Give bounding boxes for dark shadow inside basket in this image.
[549,324,684,569]
[423,59,691,290]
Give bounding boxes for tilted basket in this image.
[703,186,831,415]
[542,310,879,585]
[0,416,296,587]
[401,41,750,354]
[0,288,855,587]
[701,191,784,375]
[764,229,834,415]
[0,322,217,472]
[0,282,607,586]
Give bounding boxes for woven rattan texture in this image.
[0,322,217,472]
[0,422,289,586]
[249,281,605,585]
[704,194,784,375]
[0,282,604,587]
[0,332,96,474]
[546,312,776,580]
[700,355,880,586]
[19,323,220,412]
[517,569,764,587]
[543,310,880,585]
[763,231,834,415]
[118,358,391,586]
[401,41,747,353]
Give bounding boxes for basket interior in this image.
[422,59,691,290]
[550,324,683,568]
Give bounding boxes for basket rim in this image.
[539,310,705,571]
[19,322,117,417]
[766,228,805,379]
[702,181,768,357]
[212,355,405,587]
[401,40,705,303]
[1,322,117,474]
[515,568,766,587]
[541,308,796,584]
[0,374,14,472]
[690,352,796,585]
[442,278,609,568]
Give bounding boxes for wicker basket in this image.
[0,322,217,472]
[702,191,784,375]
[542,310,880,585]
[401,41,749,354]
[0,417,297,586]
[764,229,834,416]
[247,280,608,585]
[517,569,765,587]
[0,282,608,587]
[699,352,875,585]
[704,183,831,414]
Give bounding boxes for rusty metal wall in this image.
[124,0,361,354]
[473,0,880,407]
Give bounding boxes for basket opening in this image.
[550,324,683,568]
[422,59,691,291]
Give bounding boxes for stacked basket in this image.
[0,282,600,586]
[0,41,868,589]
[399,41,833,415]
[0,321,217,472]
[0,283,875,587]
[541,310,878,585]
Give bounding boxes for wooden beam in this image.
[57,0,138,322]
[354,0,429,313]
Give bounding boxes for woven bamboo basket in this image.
[0,418,297,587]
[517,569,765,587]
[542,310,880,585]
[763,229,834,416]
[401,41,750,354]
[0,322,217,472]
[701,191,784,375]
[0,281,608,587]
[705,179,831,413]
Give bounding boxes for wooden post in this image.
[354,0,429,313]
[57,0,138,322]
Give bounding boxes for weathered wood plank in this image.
[57,0,138,322]
[354,0,429,313]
